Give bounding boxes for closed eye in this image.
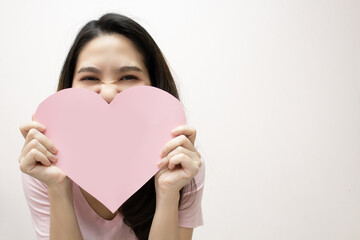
[120,75,138,80]
[80,75,138,81]
[80,76,99,81]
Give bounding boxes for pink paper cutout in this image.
[34,86,186,213]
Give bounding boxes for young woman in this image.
[18,13,205,240]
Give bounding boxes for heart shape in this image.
[34,86,186,213]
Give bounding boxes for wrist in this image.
[156,190,180,207]
[47,177,72,195]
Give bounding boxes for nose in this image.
[99,84,120,104]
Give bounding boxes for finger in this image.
[171,125,197,145]
[160,134,196,158]
[21,138,58,163]
[168,154,200,178]
[168,151,201,170]
[19,149,52,174]
[168,153,185,170]
[19,121,46,139]
[157,146,195,169]
[24,128,58,155]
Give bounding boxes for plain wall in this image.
[1,0,359,239]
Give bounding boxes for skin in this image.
[18,33,202,240]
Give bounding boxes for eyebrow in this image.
[76,66,143,74]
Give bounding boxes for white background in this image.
[1,0,359,239]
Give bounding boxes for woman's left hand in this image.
[155,125,202,197]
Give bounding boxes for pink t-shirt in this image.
[21,161,205,240]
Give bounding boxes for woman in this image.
[18,13,205,240]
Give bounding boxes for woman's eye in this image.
[80,75,138,81]
[121,75,138,80]
[81,76,98,81]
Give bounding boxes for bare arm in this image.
[48,179,83,240]
[149,191,180,240]
[149,125,202,240]
[149,191,193,240]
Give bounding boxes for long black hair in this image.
[57,13,196,240]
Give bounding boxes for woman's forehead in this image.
[75,34,147,72]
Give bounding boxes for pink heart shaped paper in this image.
[34,86,186,213]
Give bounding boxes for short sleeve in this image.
[178,158,205,228]
[21,172,51,239]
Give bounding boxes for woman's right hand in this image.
[18,113,67,188]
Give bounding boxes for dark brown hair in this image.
[56,13,196,240]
